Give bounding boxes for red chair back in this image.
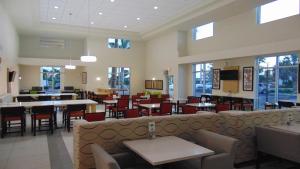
[117,99,129,109]
[182,105,198,114]
[216,103,231,113]
[120,95,130,100]
[85,112,106,122]
[151,98,161,104]
[125,109,140,118]
[140,99,151,104]
[159,103,172,115]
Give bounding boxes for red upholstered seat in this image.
[85,113,105,122]
[182,105,197,114]
[216,103,231,113]
[4,116,22,121]
[31,114,52,120]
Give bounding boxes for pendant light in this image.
[65,12,77,69]
[81,0,97,62]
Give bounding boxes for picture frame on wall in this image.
[212,69,220,89]
[82,72,87,84]
[243,67,253,91]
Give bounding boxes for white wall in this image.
[0,4,19,95]
[83,37,145,95]
[144,2,300,100]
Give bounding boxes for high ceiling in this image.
[40,0,206,33]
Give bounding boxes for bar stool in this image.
[1,106,26,138]
[31,105,54,136]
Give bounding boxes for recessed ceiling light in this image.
[154,6,158,10]
[110,0,115,2]
[98,12,103,15]
[54,6,59,9]
[124,25,127,28]
[90,21,94,25]
[136,17,141,21]
[52,17,57,20]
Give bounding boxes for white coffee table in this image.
[123,136,214,166]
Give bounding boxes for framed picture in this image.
[212,69,220,89]
[82,72,87,84]
[145,80,163,90]
[243,67,253,91]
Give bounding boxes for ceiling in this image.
[40,0,207,33]
[1,0,243,39]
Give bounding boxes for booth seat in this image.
[73,109,300,169]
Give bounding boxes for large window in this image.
[40,67,61,93]
[257,0,299,24]
[107,38,131,49]
[108,67,130,95]
[256,54,298,109]
[193,63,213,96]
[192,22,214,40]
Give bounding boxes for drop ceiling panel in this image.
[39,0,204,33]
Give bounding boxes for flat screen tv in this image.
[220,70,239,80]
[8,71,16,82]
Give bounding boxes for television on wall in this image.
[8,71,16,82]
[220,70,239,80]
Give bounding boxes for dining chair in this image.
[1,106,26,138]
[31,105,54,136]
[65,104,86,132]
[131,95,139,108]
[187,96,200,103]
[139,99,151,116]
[150,98,161,104]
[120,95,130,100]
[85,112,106,122]
[154,103,172,116]
[125,109,140,118]
[216,103,231,113]
[182,105,198,114]
[111,99,129,119]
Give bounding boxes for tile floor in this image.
[0,104,296,169]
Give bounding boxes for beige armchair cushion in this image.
[91,144,121,169]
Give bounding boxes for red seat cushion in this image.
[69,111,84,117]
[32,114,51,120]
[4,116,22,121]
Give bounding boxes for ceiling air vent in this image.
[39,37,66,48]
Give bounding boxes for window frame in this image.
[107,38,131,49]
[192,22,214,40]
[192,63,213,96]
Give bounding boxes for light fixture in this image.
[136,17,141,21]
[152,77,156,80]
[90,21,94,25]
[52,17,57,20]
[154,6,158,10]
[54,6,59,9]
[81,0,97,63]
[96,77,101,81]
[65,12,77,70]
[98,12,103,15]
[81,55,97,62]
[110,0,115,2]
[124,25,127,28]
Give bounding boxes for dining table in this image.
[123,136,214,166]
[13,93,78,101]
[138,103,160,116]
[167,98,188,113]
[186,102,216,111]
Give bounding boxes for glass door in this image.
[40,67,61,93]
[168,75,174,97]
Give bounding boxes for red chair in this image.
[125,109,140,118]
[161,94,170,103]
[120,95,130,100]
[216,103,231,113]
[131,95,139,108]
[85,112,106,122]
[65,104,86,132]
[1,107,26,138]
[182,105,198,114]
[112,99,129,119]
[187,96,200,103]
[151,98,161,104]
[31,105,54,136]
[150,95,158,99]
[104,96,114,114]
[154,103,172,116]
[243,103,253,111]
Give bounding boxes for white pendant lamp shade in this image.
[65,64,76,70]
[80,55,97,62]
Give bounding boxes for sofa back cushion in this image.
[91,144,121,169]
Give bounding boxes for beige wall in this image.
[0,3,19,96]
[19,35,84,59]
[19,65,86,90]
[81,37,145,95]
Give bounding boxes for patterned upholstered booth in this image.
[74,112,222,169]
[219,108,300,163]
[74,108,300,169]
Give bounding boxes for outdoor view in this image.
[193,63,213,96]
[40,67,61,93]
[257,54,298,109]
[108,67,130,95]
